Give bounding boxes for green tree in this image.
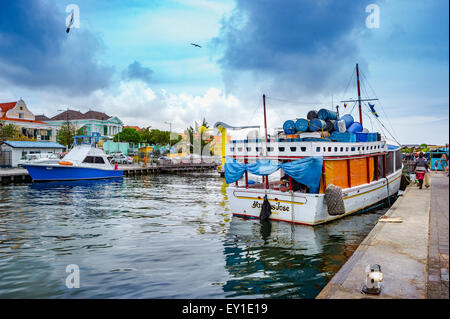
[141,127,180,146]
[0,121,19,142]
[113,128,142,143]
[56,122,77,147]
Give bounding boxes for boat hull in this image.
[25,164,123,181]
[226,170,402,226]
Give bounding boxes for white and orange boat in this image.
[221,64,402,226]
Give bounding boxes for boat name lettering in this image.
[251,201,289,212]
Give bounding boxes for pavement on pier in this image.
[427,172,449,299]
[317,171,449,299]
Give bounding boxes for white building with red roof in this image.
[0,99,55,141]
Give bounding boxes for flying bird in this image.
[66,11,74,33]
[190,43,202,48]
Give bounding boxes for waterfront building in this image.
[0,99,55,141]
[0,140,65,167]
[100,140,149,155]
[38,109,123,139]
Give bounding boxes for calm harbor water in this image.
[0,174,389,298]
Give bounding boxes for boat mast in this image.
[263,94,269,189]
[340,64,378,123]
[263,94,268,143]
[356,63,363,125]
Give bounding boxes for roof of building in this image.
[35,114,50,121]
[0,102,17,113]
[0,117,48,125]
[49,109,112,121]
[0,100,48,125]
[123,126,141,131]
[1,141,66,149]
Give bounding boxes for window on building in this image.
[19,113,24,119]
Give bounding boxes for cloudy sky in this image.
[0,0,448,144]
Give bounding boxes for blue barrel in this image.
[347,122,363,133]
[318,109,338,121]
[355,132,369,142]
[309,118,327,131]
[340,114,354,128]
[283,120,296,134]
[295,118,309,132]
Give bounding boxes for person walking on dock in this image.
[414,152,429,189]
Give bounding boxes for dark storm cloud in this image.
[0,1,114,95]
[214,0,372,97]
[121,61,156,84]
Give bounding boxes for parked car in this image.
[157,156,174,165]
[110,152,133,164]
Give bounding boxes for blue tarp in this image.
[224,157,323,193]
[387,144,400,150]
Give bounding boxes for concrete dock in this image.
[317,171,449,299]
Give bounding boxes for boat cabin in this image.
[226,140,402,195]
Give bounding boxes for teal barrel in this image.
[295,118,309,132]
[309,118,327,131]
[331,132,356,142]
[307,110,318,120]
[283,120,296,134]
[367,132,377,142]
[318,109,338,121]
[347,122,363,133]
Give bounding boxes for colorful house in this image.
[37,109,123,139]
[0,99,55,141]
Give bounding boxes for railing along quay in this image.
[121,162,219,176]
[0,163,219,185]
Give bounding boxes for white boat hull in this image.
[226,170,402,226]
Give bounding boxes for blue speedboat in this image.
[25,134,123,182]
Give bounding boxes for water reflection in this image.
[0,174,387,298]
[222,209,385,298]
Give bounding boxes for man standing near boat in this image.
[414,152,429,189]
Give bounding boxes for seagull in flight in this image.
[190,43,202,48]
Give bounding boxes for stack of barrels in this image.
[283,108,339,135]
[281,107,378,142]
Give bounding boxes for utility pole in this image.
[165,121,172,147]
